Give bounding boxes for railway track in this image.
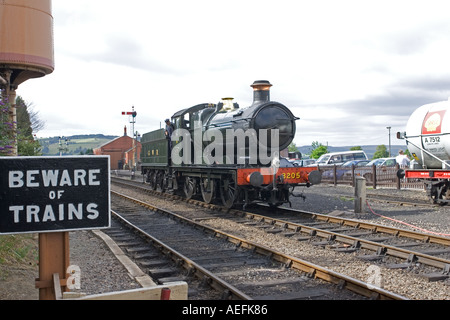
[110,190,406,300]
[249,205,450,281]
[113,179,412,300]
[109,177,450,298]
[112,177,450,281]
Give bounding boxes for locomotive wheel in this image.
[172,172,179,191]
[149,171,157,190]
[220,175,237,209]
[157,170,167,193]
[184,177,196,200]
[200,178,215,204]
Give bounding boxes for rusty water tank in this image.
[0,0,54,86]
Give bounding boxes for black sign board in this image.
[0,156,111,235]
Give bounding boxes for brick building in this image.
[94,127,141,170]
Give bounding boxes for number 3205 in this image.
[282,172,301,180]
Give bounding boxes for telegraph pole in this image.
[386,126,392,157]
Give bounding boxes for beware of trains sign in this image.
[0,156,111,235]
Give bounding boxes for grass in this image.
[339,196,354,202]
[0,235,39,279]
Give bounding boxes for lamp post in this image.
[386,126,392,157]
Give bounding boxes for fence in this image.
[319,164,424,190]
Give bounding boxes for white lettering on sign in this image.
[9,203,100,224]
[1,156,110,235]
[8,169,101,188]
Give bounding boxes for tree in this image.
[288,142,298,153]
[0,94,43,156]
[350,146,362,151]
[16,96,45,135]
[310,141,328,159]
[0,95,15,155]
[373,144,389,159]
[15,97,43,156]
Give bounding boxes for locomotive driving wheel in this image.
[157,170,167,193]
[183,177,196,200]
[148,171,157,190]
[220,174,238,209]
[200,177,215,204]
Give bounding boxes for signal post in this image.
[122,107,138,169]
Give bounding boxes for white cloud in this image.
[12,0,450,147]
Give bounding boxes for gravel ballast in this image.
[86,183,449,299]
[3,183,449,300]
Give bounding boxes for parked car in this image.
[352,158,398,182]
[342,160,371,167]
[290,159,317,167]
[322,160,370,180]
[280,157,295,167]
[314,151,369,167]
[365,158,397,167]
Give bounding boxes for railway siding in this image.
[110,191,404,300]
[110,178,450,299]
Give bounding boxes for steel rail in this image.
[240,206,450,270]
[112,177,449,245]
[262,206,450,246]
[112,190,408,300]
[110,208,251,300]
[111,177,449,271]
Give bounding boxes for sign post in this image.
[0,156,111,300]
[36,232,70,300]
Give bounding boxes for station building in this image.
[94,127,141,170]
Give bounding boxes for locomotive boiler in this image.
[204,80,297,163]
[398,98,450,204]
[141,81,321,209]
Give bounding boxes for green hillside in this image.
[38,134,118,156]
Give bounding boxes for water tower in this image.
[0,0,54,155]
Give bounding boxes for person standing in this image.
[165,119,174,155]
[396,150,410,168]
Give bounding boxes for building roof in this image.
[94,135,132,150]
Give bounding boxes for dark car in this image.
[342,160,371,167]
[351,158,398,182]
[290,159,317,167]
[322,160,370,180]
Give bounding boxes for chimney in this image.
[124,126,127,136]
[251,80,272,104]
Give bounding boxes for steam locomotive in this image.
[140,81,322,209]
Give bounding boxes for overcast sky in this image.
[17,0,450,147]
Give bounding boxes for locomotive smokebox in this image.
[251,80,273,104]
[0,0,54,86]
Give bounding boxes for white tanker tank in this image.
[401,98,450,169]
